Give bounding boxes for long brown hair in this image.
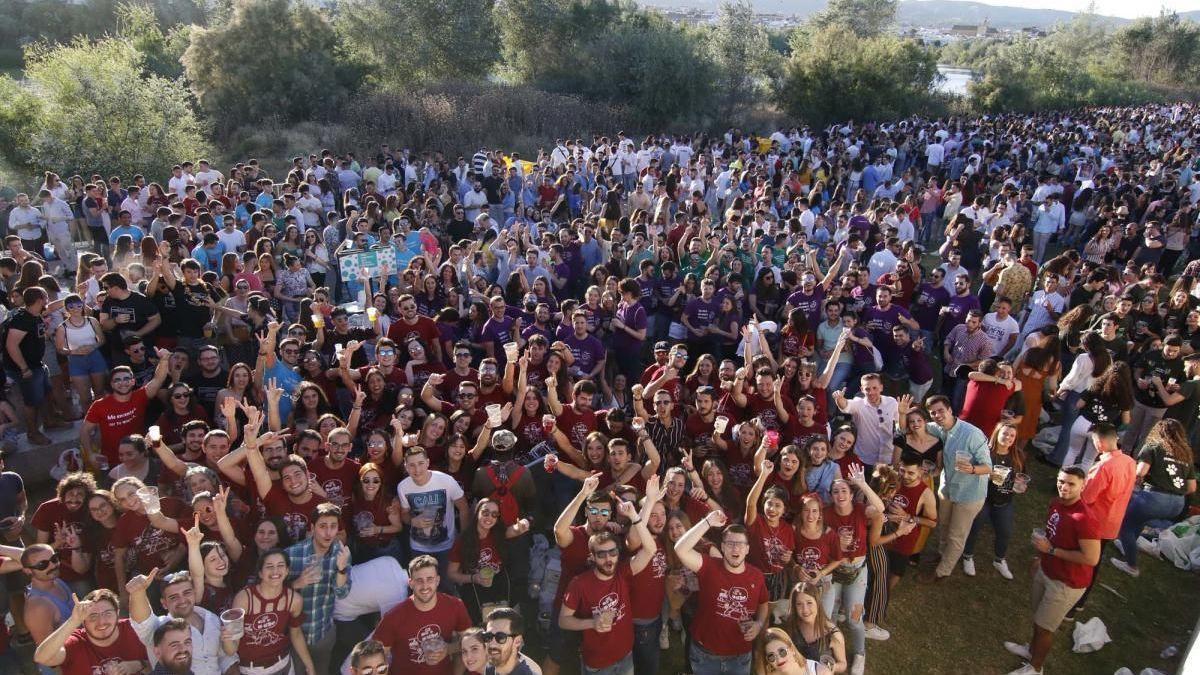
[779,584,837,671]
[1090,361,1133,411]
[1143,418,1194,466]
[989,421,1025,472]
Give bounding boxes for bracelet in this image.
[630,517,642,525]
[337,567,349,575]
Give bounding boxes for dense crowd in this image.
[0,102,1197,675]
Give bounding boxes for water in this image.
[936,65,975,96]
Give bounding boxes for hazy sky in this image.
[952,0,1200,19]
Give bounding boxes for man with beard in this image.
[674,510,769,675]
[728,366,792,433]
[127,568,235,675]
[422,376,487,435]
[81,353,172,469]
[559,495,657,675]
[632,389,686,473]
[33,472,95,595]
[562,311,606,382]
[483,607,540,675]
[372,555,470,675]
[251,445,326,542]
[307,428,361,509]
[255,322,304,423]
[218,421,291,506]
[22,544,75,644]
[640,344,688,416]
[545,476,615,675]
[150,619,195,675]
[386,294,442,363]
[547,378,598,452]
[34,588,149,674]
[150,421,209,498]
[885,458,937,596]
[285,503,352,675]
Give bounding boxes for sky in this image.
[948,0,1200,19]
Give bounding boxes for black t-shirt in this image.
[1096,333,1129,363]
[1069,284,1102,310]
[1133,351,1186,407]
[447,218,474,242]
[1079,390,1125,426]
[187,369,228,418]
[481,175,503,204]
[101,291,160,344]
[5,308,46,368]
[171,281,216,339]
[319,327,377,369]
[1137,442,1196,495]
[152,289,178,338]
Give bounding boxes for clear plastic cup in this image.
[1013,473,1031,494]
[920,460,936,477]
[503,341,520,361]
[1031,527,1047,546]
[478,567,496,585]
[714,416,729,434]
[136,486,161,515]
[312,314,325,329]
[631,418,645,433]
[991,465,1012,487]
[220,608,245,640]
[486,404,502,427]
[542,414,556,435]
[366,307,379,322]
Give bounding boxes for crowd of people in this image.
[0,102,1197,675]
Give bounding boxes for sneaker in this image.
[1003,642,1032,661]
[962,556,976,577]
[1112,539,1125,557]
[659,623,669,650]
[850,654,865,675]
[993,559,1014,580]
[1005,664,1042,675]
[864,625,891,641]
[1110,557,1140,577]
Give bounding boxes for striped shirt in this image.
[285,538,352,644]
[943,324,994,376]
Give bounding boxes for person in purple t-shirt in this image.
[863,286,920,360]
[785,246,846,327]
[911,268,951,343]
[563,310,606,380]
[683,278,719,357]
[939,272,981,339]
[521,303,555,343]
[612,278,649,384]
[481,295,519,364]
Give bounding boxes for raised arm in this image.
[675,509,726,572]
[554,473,599,548]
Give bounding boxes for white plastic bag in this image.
[1154,515,1200,571]
[1071,617,1111,653]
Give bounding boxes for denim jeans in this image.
[963,499,1015,560]
[826,361,854,408]
[1049,389,1083,465]
[821,562,867,657]
[689,642,751,675]
[584,652,634,675]
[1117,489,1185,567]
[632,617,663,675]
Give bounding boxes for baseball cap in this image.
[654,341,670,352]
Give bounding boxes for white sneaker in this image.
[962,556,976,577]
[658,623,669,650]
[1003,641,1032,660]
[850,654,865,675]
[1110,557,1140,577]
[1112,539,1125,557]
[864,625,891,641]
[993,559,1014,580]
[1005,664,1042,675]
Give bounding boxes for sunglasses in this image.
[172,392,191,399]
[378,350,395,357]
[357,666,389,675]
[765,647,789,664]
[113,375,134,383]
[481,631,517,644]
[591,547,620,559]
[28,554,60,570]
[587,508,611,517]
[455,352,471,358]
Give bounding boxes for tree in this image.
[335,0,496,88]
[494,0,622,91]
[775,26,938,126]
[809,0,896,39]
[183,0,359,130]
[4,38,208,180]
[708,1,775,119]
[116,1,190,79]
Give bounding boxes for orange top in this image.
[1081,451,1137,540]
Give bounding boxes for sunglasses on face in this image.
[455,352,471,358]
[591,547,620,559]
[378,350,395,357]
[172,392,191,400]
[28,554,60,571]
[357,666,389,675]
[765,647,789,664]
[481,631,517,644]
[587,507,611,517]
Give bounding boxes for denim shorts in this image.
[67,349,108,377]
[7,365,50,406]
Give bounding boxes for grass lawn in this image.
[624,457,1199,675]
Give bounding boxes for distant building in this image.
[949,19,998,38]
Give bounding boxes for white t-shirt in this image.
[397,471,464,553]
[216,227,246,252]
[843,395,899,466]
[334,556,409,621]
[981,312,1020,355]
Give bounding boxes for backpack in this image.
[485,462,527,525]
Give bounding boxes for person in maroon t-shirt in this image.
[110,477,190,596]
[307,427,361,509]
[246,430,329,542]
[729,367,793,432]
[1003,467,1100,675]
[548,378,599,452]
[674,509,770,673]
[33,472,96,590]
[559,495,657,674]
[33,588,149,675]
[372,555,471,675]
[387,294,443,363]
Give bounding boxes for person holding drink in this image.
[372,555,472,674]
[962,421,1023,580]
[1002,466,1100,675]
[223,549,315,675]
[127,566,236,675]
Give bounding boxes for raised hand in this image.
[213,485,229,514]
[897,394,913,416]
[705,509,728,528]
[615,499,639,520]
[183,514,204,547]
[847,464,866,486]
[68,594,93,626]
[125,566,160,595]
[581,473,602,496]
[335,542,351,570]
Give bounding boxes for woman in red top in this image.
[77,491,124,592]
[792,493,842,587]
[363,427,404,496]
[745,459,798,623]
[779,308,816,360]
[763,445,808,519]
[960,360,1022,439]
[350,463,404,562]
[447,498,531,623]
[288,382,334,435]
[820,467,886,674]
[225,549,313,675]
[155,382,210,447]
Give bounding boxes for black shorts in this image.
[886,549,915,577]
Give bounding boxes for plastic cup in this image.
[955,451,971,470]
[147,425,162,445]
[1031,528,1047,545]
[991,465,1012,487]
[631,418,645,433]
[504,341,520,360]
[486,404,502,427]
[420,634,446,662]
[136,486,161,515]
[544,453,559,473]
[921,460,936,477]
[1013,473,1030,494]
[738,619,756,637]
[714,416,729,434]
[541,414,555,435]
[312,314,324,329]
[220,608,245,640]
[766,430,780,449]
[478,567,496,585]
[366,307,379,322]
[839,530,854,552]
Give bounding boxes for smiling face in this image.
[82,598,120,642]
